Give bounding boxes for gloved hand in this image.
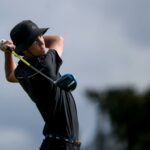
[0,39,6,51]
[0,39,15,52]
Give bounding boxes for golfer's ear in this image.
[44,35,64,57]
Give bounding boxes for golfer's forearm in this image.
[44,35,63,46]
[4,52,18,82]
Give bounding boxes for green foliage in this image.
[86,87,150,150]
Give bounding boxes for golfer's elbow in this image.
[6,73,18,83]
[55,35,64,57]
[56,35,64,48]
[6,77,18,83]
[58,35,64,43]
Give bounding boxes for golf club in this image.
[0,39,77,91]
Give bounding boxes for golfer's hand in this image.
[0,40,15,53]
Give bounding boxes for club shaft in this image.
[12,51,56,84]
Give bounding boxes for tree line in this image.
[85,87,150,150]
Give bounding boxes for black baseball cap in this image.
[10,20,49,55]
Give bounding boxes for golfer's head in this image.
[10,20,49,55]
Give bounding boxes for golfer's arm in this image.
[44,35,64,57]
[4,52,18,82]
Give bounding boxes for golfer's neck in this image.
[23,50,35,59]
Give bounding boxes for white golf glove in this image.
[0,39,6,51]
[0,39,15,52]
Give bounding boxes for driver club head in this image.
[55,74,77,91]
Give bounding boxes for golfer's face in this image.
[28,35,48,56]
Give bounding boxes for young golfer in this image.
[0,20,81,150]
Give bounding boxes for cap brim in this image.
[40,28,49,35]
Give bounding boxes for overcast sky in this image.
[1,0,150,149]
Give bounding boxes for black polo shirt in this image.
[15,50,79,139]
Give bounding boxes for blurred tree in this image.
[86,87,150,150]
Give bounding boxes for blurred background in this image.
[1,0,150,149]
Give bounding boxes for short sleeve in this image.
[42,49,63,77]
